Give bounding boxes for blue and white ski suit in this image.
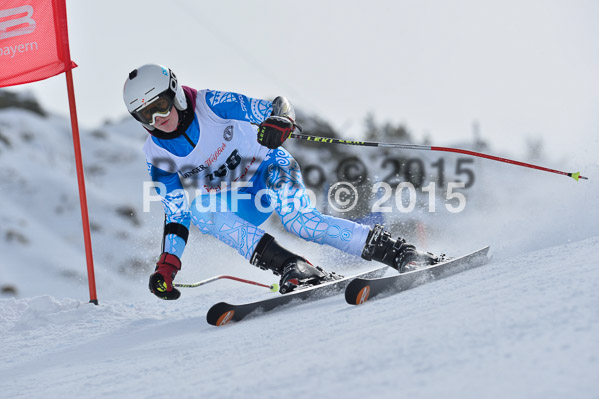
[144,87,370,262]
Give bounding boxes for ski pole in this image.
[290,133,588,181]
[174,275,279,292]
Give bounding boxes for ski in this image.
[345,246,490,305]
[206,266,389,326]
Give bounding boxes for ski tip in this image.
[215,310,235,326]
[355,286,371,305]
[206,302,236,326]
[344,279,371,305]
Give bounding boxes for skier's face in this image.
[154,106,179,133]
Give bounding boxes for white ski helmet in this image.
[123,63,187,129]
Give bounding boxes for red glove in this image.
[257,116,296,149]
[148,252,181,300]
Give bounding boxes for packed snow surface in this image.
[1,105,598,398]
[1,237,598,398]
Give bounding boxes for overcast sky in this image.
[9,0,599,163]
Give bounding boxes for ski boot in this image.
[251,233,341,294]
[361,224,439,273]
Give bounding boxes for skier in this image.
[123,63,438,300]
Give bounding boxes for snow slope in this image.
[1,97,598,398]
[1,237,598,399]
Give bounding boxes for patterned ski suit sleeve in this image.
[204,90,273,124]
[147,161,191,259]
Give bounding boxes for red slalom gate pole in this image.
[65,69,98,305]
[290,133,588,181]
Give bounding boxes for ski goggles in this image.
[132,93,174,126]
